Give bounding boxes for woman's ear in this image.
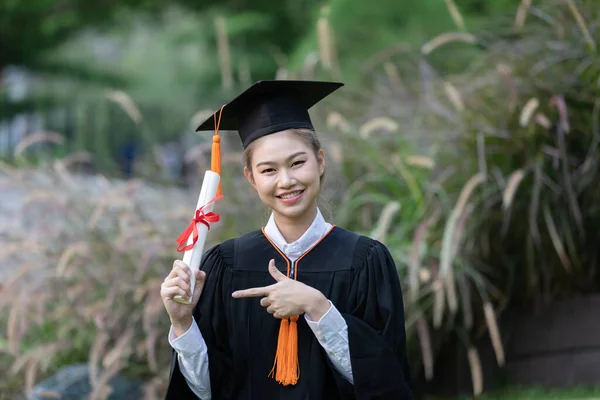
[317,149,326,178]
[244,166,256,189]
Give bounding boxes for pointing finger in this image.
[232,285,273,298]
[268,259,287,282]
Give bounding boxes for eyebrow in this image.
[255,151,307,168]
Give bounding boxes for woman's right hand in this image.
[161,260,206,336]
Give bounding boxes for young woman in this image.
[161,80,414,399]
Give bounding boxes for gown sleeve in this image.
[164,242,235,400]
[329,237,414,400]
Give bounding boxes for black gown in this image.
[165,226,413,400]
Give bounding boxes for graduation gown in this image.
[165,226,413,400]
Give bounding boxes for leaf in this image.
[528,162,542,245]
[14,131,65,157]
[359,117,398,139]
[443,81,464,112]
[10,341,68,376]
[391,154,425,209]
[104,89,142,124]
[467,347,483,396]
[554,118,584,238]
[433,278,445,329]
[336,192,392,226]
[326,111,352,133]
[519,98,539,127]
[566,0,597,53]
[421,32,476,55]
[455,173,486,215]
[7,300,22,355]
[25,360,38,398]
[543,206,572,273]
[444,203,474,316]
[317,7,334,72]
[89,332,110,387]
[514,0,533,28]
[409,210,441,302]
[406,155,435,170]
[457,275,473,330]
[370,201,401,243]
[0,263,35,310]
[416,315,434,380]
[444,276,459,317]
[440,173,485,280]
[443,0,466,31]
[483,302,505,366]
[451,203,474,261]
[55,241,88,277]
[102,328,134,369]
[503,169,526,210]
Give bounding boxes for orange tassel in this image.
[269,316,299,386]
[211,134,222,196]
[211,105,225,196]
[287,316,300,383]
[269,318,289,382]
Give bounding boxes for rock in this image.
[29,364,143,400]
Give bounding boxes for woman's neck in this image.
[273,206,318,243]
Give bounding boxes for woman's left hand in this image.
[232,259,331,320]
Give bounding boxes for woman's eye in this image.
[261,168,275,174]
[292,160,305,167]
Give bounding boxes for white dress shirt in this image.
[168,208,353,399]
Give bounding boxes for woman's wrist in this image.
[171,315,193,337]
[304,290,331,321]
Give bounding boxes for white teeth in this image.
[280,191,302,199]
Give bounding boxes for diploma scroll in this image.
[173,170,221,304]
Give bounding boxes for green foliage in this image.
[288,0,519,82]
[331,116,502,390]
[330,0,600,392]
[0,0,524,170]
[0,0,157,69]
[441,0,600,304]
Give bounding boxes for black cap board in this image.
[195,80,344,148]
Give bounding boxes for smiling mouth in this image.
[277,190,304,199]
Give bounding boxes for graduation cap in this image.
[195,80,344,149]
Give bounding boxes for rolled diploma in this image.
[173,170,220,304]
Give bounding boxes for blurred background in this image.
[2,0,600,399]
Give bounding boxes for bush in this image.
[0,161,249,399]
[330,0,600,394]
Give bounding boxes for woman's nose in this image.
[278,169,296,187]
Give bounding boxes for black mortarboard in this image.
[195,80,344,148]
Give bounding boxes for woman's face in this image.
[244,130,325,224]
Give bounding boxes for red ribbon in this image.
[176,195,223,252]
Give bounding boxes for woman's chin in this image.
[272,201,317,222]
